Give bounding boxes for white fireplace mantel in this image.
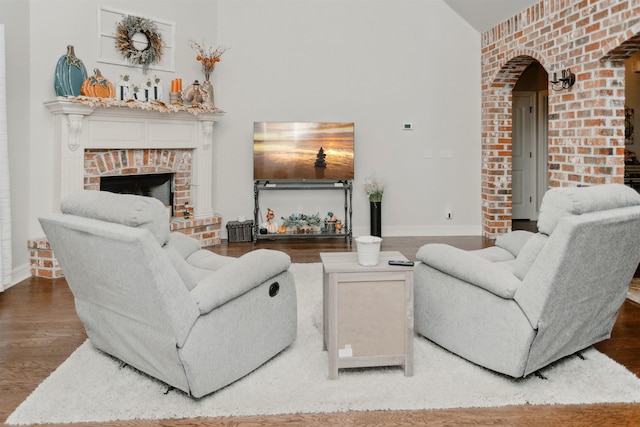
[45,98,224,219]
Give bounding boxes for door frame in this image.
[535,90,549,217]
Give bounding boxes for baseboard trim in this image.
[8,263,30,289]
[352,225,483,237]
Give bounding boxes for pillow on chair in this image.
[61,190,170,245]
[164,246,199,290]
[537,184,640,235]
[495,230,536,257]
[512,233,548,281]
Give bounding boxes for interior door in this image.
[512,92,536,220]
[536,91,549,215]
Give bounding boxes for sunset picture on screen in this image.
[253,122,355,181]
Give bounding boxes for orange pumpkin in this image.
[80,68,115,98]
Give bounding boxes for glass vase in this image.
[201,79,214,108]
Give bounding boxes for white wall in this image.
[2,0,482,285]
[0,0,31,283]
[215,0,482,237]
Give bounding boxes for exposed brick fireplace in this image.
[87,149,188,216]
[31,99,224,278]
[99,172,174,212]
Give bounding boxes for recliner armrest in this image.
[416,244,522,299]
[190,249,291,314]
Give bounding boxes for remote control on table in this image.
[388,260,414,266]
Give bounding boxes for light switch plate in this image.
[439,148,453,158]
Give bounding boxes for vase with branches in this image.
[188,40,227,108]
[364,176,385,237]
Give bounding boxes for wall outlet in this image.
[445,210,453,220]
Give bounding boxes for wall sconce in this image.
[550,69,576,90]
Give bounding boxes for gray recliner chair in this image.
[413,184,640,377]
[39,190,297,398]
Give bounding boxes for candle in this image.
[171,79,177,92]
[177,78,182,91]
[552,72,557,82]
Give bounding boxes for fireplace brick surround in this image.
[84,148,191,216]
[32,99,224,278]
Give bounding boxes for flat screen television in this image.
[253,122,354,181]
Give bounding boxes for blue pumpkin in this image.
[54,45,87,97]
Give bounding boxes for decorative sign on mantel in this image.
[65,95,224,116]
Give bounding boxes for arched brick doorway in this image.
[481,55,550,238]
[480,1,640,239]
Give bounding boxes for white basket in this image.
[356,235,383,266]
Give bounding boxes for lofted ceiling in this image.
[442,0,540,33]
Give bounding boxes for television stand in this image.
[253,180,353,244]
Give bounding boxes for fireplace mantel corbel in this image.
[44,100,94,151]
[44,98,224,219]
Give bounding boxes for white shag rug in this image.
[7,263,640,425]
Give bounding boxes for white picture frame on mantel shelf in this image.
[97,6,176,73]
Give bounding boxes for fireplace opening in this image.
[100,173,174,212]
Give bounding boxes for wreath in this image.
[115,15,164,74]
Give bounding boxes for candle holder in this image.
[169,91,182,105]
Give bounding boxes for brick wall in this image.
[28,238,63,279]
[481,0,640,237]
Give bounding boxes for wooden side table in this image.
[320,251,414,379]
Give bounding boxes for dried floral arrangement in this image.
[188,40,227,80]
[115,15,164,74]
[69,96,224,115]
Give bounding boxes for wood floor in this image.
[2,235,640,426]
